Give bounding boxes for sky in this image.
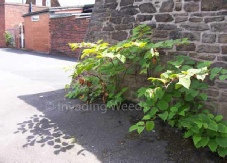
[5,0,96,6]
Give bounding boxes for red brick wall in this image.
[50,16,90,57]
[0,1,6,47]
[24,12,50,53]
[0,1,47,47]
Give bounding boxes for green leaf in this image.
[208,120,218,132]
[170,107,178,113]
[218,123,227,134]
[200,93,208,101]
[158,111,168,121]
[217,147,227,157]
[200,137,210,147]
[208,139,218,152]
[215,115,223,122]
[157,100,169,111]
[193,134,201,145]
[211,67,222,74]
[176,76,191,89]
[184,130,193,138]
[168,112,176,120]
[149,107,159,117]
[219,75,227,81]
[146,121,155,131]
[216,137,227,148]
[221,69,227,75]
[142,115,151,120]
[129,125,138,132]
[137,126,145,134]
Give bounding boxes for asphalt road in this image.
[0,48,221,163]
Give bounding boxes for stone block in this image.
[204,16,225,23]
[157,24,177,30]
[184,2,199,12]
[201,0,227,11]
[110,17,122,24]
[197,45,220,53]
[222,46,227,54]
[176,43,196,51]
[155,14,174,22]
[122,16,135,24]
[211,23,227,32]
[174,3,182,11]
[202,33,216,43]
[180,23,209,31]
[218,34,227,43]
[120,0,134,7]
[159,0,174,12]
[189,53,216,61]
[112,31,128,41]
[189,17,203,22]
[139,3,156,13]
[136,15,153,22]
[175,17,188,23]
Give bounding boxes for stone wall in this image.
[85,0,227,116]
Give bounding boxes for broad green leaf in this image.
[215,115,223,122]
[146,121,155,131]
[176,76,191,89]
[149,107,159,117]
[137,126,145,134]
[193,134,201,145]
[221,69,227,75]
[170,107,178,113]
[219,75,227,81]
[168,112,175,120]
[208,139,218,152]
[157,100,169,111]
[129,125,138,132]
[208,120,218,132]
[158,111,168,121]
[184,130,193,138]
[216,137,227,148]
[217,147,227,157]
[142,115,151,120]
[200,93,208,101]
[211,67,222,74]
[218,123,227,134]
[200,137,210,147]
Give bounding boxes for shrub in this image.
[67,25,227,157]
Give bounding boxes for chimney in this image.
[29,2,32,12]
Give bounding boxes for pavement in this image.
[0,48,223,163]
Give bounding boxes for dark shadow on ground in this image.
[16,89,225,162]
[1,48,78,62]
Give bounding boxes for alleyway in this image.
[0,49,222,163]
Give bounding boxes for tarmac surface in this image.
[0,48,223,163]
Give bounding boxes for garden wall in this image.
[50,16,90,57]
[85,0,227,116]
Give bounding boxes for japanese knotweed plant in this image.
[67,24,227,157]
[130,56,227,157]
[67,24,187,108]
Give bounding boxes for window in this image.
[36,0,42,6]
[46,0,51,7]
[31,15,40,21]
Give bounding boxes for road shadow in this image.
[15,89,224,162]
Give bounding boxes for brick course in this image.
[50,16,90,57]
